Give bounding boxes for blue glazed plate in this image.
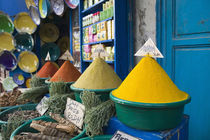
[39,0,51,18]
[50,0,64,16]
[64,0,79,9]
[41,43,61,61]
[13,73,25,85]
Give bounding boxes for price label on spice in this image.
[64,98,85,129]
[91,44,109,59]
[111,131,143,140]
[36,96,49,116]
[59,50,74,61]
[45,52,51,61]
[135,38,164,58]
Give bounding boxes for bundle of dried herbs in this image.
[0,88,29,107]
[17,85,49,103]
[14,113,80,140]
[49,82,72,96]
[46,93,75,114]
[30,75,46,88]
[1,110,40,122]
[81,91,116,137]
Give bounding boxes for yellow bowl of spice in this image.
[110,56,191,130]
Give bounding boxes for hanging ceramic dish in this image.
[57,36,70,55]
[18,51,39,73]
[14,32,34,52]
[64,0,79,9]
[0,32,15,52]
[0,12,14,33]
[39,0,51,19]
[25,78,31,88]
[33,0,39,6]
[2,77,18,91]
[50,0,65,16]
[41,43,61,61]
[0,51,17,71]
[29,6,41,25]
[13,73,25,85]
[25,0,36,9]
[14,12,37,34]
[39,23,59,42]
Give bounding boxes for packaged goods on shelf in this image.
[107,20,112,39]
[112,19,114,39]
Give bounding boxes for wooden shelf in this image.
[83,17,113,29]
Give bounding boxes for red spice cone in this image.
[36,62,59,78]
[50,61,81,82]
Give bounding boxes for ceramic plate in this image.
[51,0,65,16]
[18,51,39,73]
[2,77,18,91]
[0,12,14,33]
[39,23,59,42]
[41,43,61,61]
[13,73,25,85]
[15,32,34,52]
[33,0,39,6]
[39,0,51,18]
[57,36,70,55]
[25,0,36,9]
[0,51,17,71]
[14,12,37,34]
[0,32,15,52]
[64,0,79,9]
[29,6,41,25]
[25,78,31,88]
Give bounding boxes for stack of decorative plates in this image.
[64,0,79,9]
[14,12,37,34]
[39,23,59,42]
[39,0,51,19]
[50,0,65,16]
[0,12,14,33]
[41,43,61,61]
[0,32,15,52]
[18,51,39,73]
[0,51,17,71]
[14,32,34,52]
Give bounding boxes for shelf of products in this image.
[79,0,133,80]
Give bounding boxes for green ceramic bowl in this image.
[10,116,86,140]
[110,93,191,131]
[70,85,116,103]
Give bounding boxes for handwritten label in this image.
[45,52,51,61]
[111,131,143,140]
[91,44,109,59]
[59,50,74,61]
[135,38,163,58]
[64,98,85,129]
[36,96,49,116]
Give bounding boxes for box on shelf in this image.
[112,19,114,39]
[107,20,112,40]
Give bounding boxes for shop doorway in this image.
[157,0,210,139]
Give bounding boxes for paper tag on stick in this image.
[91,44,109,59]
[36,96,49,116]
[64,98,85,129]
[45,52,51,61]
[135,38,163,58]
[59,50,74,61]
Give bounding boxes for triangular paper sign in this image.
[59,50,74,61]
[91,44,109,59]
[45,52,51,61]
[135,38,164,58]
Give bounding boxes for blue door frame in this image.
[157,0,210,139]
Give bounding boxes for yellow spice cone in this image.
[112,56,189,103]
[73,58,122,89]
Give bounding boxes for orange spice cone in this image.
[36,62,59,78]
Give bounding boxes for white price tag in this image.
[64,98,85,129]
[135,38,163,58]
[45,52,51,61]
[36,96,49,116]
[59,50,74,61]
[111,131,143,140]
[91,44,109,59]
